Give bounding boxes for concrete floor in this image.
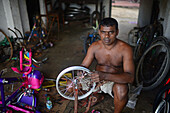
[0,6,161,113]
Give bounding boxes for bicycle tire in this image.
[14,27,25,40]
[8,28,23,51]
[155,100,169,113]
[0,29,13,63]
[140,53,167,85]
[153,83,170,112]
[139,41,168,84]
[56,66,96,100]
[83,34,100,54]
[151,36,168,45]
[136,42,170,90]
[134,25,154,62]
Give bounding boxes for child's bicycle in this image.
[24,16,50,53]
[8,27,48,66]
[0,49,44,112]
[83,20,100,54]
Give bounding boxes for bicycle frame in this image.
[164,78,170,98]
[27,17,46,46]
[0,74,29,112]
[0,49,43,112]
[89,33,99,44]
[90,20,99,44]
[83,20,100,54]
[11,49,32,75]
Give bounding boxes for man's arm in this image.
[91,45,135,84]
[81,44,95,68]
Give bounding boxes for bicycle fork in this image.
[74,79,78,113]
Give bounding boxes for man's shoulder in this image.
[91,40,102,48]
[88,40,102,52]
[117,39,133,52]
[118,39,131,48]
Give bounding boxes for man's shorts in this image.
[80,80,114,98]
[99,82,114,98]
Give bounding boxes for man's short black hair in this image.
[99,18,118,30]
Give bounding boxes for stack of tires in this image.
[128,19,170,113]
[64,5,90,22]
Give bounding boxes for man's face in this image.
[99,25,119,45]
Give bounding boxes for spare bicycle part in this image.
[136,42,170,90]
[56,66,96,100]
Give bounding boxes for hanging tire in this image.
[136,42,170,90]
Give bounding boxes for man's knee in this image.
[113,83,128,101]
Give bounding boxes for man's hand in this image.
[91,71,101,83]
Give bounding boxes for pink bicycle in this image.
[0,49,44,112]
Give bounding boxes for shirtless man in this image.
[81,18,135,113]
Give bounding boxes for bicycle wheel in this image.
[0,29,13,63]
[56,66,96,100]
[155,100,169,113]
[151,36,168,45]
[134,25,154,62]
[136,42,170,90]
[139,42,168,84]
[8,28,23,52]
[153,83,170,113]
[83,34,100,54]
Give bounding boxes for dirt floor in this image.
[0,6,164,113]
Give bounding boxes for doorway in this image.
[26,0,40,30]
[111,0,140,43]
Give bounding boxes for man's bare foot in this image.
[90,93,104,106]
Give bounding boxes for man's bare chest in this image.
[95,52,123,67]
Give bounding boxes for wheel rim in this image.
[155,100,169,113]
[56,66,96,100]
